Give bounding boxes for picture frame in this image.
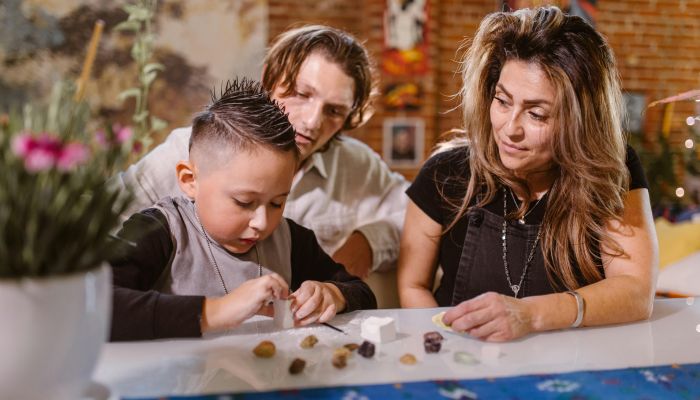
[622,92,646,134]
[383,117,424,167]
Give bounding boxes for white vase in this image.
[0,264,112,400]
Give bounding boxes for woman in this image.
[398,6,658,341]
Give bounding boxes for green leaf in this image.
[150,116,167,132]
[133,111,149,123]
[117,88,141,103]
[123,5,151,21]
[143,63,164,75]
[113,20,140,32]
[141,71,158,86]
[131,41,145,62]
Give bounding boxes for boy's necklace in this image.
[194,207,261,295]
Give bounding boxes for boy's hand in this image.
[201,273,289,333]
[291,281,346,326]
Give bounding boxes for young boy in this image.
[110,78,376,341]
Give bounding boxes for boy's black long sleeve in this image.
[288,219,378,311]
[109,209,204,341]
[110,211,376,342]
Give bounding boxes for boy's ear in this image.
[176,160,198,199]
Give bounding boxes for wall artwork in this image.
[383,117,425,167]
[382,0,429,77]
[0,0,267,131]
[383,82,422,111]
[503,0,597,25]
[623,92,646,134]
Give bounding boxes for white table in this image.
[94,298,700,398]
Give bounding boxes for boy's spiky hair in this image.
[190,77,298,159]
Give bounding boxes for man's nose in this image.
[302,101,323,132]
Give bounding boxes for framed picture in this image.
[383,117,424,167]
[622,92,646,134]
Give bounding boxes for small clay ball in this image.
[400,353,417,365]
[423,330,444,353]
[343,343,360,351]
[289,358,306,374]
[300,334,319,349]
[332,347,351,368]
[423,340,442,353]
[253,340,276,358]
[357,340,375,358]
[423,331,444,343]
[453,351,479,365]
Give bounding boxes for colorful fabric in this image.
[128,362,700,399]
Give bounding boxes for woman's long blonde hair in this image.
[449,6,628,289]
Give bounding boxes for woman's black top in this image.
[406,145,649,306]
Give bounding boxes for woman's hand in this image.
[291,281,345,326]
[442,292,535,342]
[201,273,289,333]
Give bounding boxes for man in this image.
[114,25,408,299]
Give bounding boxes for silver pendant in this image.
[518,218,525,224]
[511,284,520,296]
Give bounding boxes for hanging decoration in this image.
[382,0,429,77]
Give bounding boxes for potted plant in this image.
[0,2,161,398]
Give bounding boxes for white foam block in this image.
[273,299,294,329]
[480,344,501,361]
[360,316,396,343]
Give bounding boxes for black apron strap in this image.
[451,202,553,306]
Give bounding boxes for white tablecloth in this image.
[93,298,700,398]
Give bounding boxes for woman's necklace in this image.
[502,187,542,298]
[509,187,545,224]
[194,207,261,295]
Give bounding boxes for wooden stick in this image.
[75,20,105,101]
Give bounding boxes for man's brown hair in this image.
[262,25,375,132]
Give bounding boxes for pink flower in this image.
[115,126,133,144]
[12,132,61,172]
[35,133,63,158]
[11,133,33,157]
[94,124,134,148]
[132,140,143,154]
[24,147,57,172]
[57,142,90,171]
[95,129,108,148]
[12,132,90,172]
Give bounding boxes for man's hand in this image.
[332,231,373,279]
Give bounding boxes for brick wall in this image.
[598,0,700,144]
[268,0,363,38]
[269,0,700,180]
[434,1,500,154]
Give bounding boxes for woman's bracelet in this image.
[566,290,585,328]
